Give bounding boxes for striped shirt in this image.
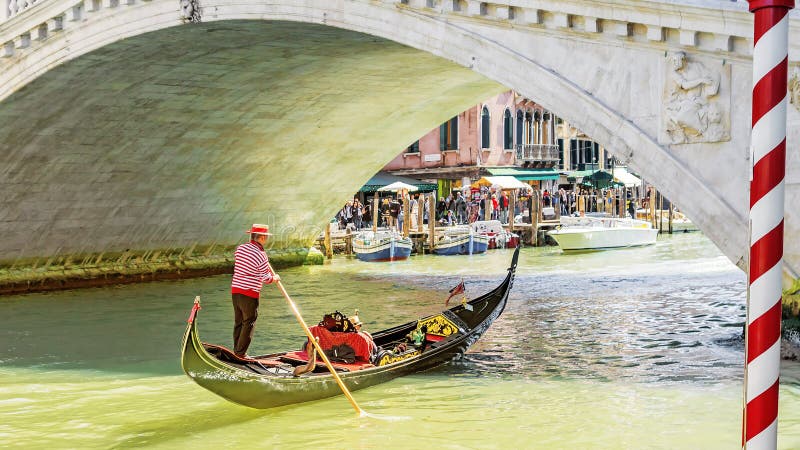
[231,241,274,298]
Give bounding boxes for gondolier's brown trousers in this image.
[232,293,259,356]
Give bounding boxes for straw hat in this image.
[246,224,273,236]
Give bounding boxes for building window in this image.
[481,107,490,149]
[557,138,564,170]
[439,116,458,151]
[570,139,578,170]
[503,109,513,150]
[525,111,532,144]
[406,140,419,153]
[515,110,523,148]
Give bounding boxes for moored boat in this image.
[180,247,519,409]
[471,220,520,249]
[547,216,657,251]
[351,230,412,262]
[433,230,489,255]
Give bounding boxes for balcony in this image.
[515,144,560,165]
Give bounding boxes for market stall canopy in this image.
[471,176,530,190]
[377,181,418,192]
[485,167,559,181]
[611,167,642,187]
[359,172,437,193]
[567,170,623,189]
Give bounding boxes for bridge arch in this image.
[1,0,799,280]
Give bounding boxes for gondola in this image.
[180,246,519,409]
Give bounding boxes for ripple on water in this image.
[1,234,798,448]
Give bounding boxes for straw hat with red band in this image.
[246,224,273,236]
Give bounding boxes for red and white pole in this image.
[745,1,794,448]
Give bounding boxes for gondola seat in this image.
[307,325,376,362]
[279,351,374,372]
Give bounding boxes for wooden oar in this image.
[268,264,365,416]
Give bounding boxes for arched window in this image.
[439,116,458,150]
[481,106,490,149]
[533,111,541,145]
[515,110,523,148]
[503,109,513,150]
[524,111,532,144]
[542,112,551,145]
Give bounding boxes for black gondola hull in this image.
[180,246,519,409]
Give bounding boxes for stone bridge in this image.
[1,0,799,289]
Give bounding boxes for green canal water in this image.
[1,233,799,448]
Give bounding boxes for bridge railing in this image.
[3,0,42,23]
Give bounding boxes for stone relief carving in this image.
[661,51,730,144]
[790,67,800,111]
[181,0,202,23]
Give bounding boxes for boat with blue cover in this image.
[433,229,489,255]
[351,230,412,262]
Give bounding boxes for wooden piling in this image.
[649,187,656,229]
[658,192,664,234]
[372,192,379,233]
[428,193,436,250]
[417,194,424,233]
[345,227,352,255]
[668,202,674,234]
[530,190,540,246]
[403,191,410,238]
[324,222,332,259]
[509,193,516,232]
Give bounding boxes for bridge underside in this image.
[0,20,503,278]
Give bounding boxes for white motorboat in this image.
[547,216,657,251]
[635,209,699,233]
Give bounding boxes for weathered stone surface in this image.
[0,0,800,286]
[0,20,502,288]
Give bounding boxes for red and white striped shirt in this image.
[231,241,274,298]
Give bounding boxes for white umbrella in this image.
[378,181,419,192]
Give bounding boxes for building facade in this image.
[383,90,566,192]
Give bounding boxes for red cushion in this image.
[281,351,374,371]
[425,334,445,342]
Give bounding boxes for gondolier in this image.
[231,224,281,357]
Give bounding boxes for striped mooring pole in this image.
[745,1,794,448]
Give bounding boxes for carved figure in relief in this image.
[180,0,201,23]
[664,51,722,144]
[789,67,800,110]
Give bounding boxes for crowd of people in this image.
[335,186,641,232]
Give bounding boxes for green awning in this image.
[358,172,438,193]
[485,167,560,181]
[566,169,624,188]
[565,170,596,181]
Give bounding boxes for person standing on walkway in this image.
[231,224,280,357]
